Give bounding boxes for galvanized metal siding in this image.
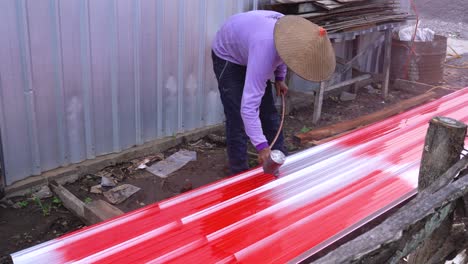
[0,0,258,185]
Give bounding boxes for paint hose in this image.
[247,93,286,158]
[271,93,286,148]
[263,93,287,177]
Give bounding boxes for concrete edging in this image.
[4,124,224,198]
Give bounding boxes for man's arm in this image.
[240,40,277,155]
[274,63,287,82]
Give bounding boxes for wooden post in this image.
[0,129,5,199]
[418,116,467,190]
[313,81,326,124]
[382,28,393,99]
[407,116,467,264]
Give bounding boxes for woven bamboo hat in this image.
[274,16,336,82]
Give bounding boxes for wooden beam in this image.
[84,200,124,225]
[324,74,372,92]
[406,117,467,264]
[267,2,319,14]
[312,157,468,264]
[305,129,357,147]
[296,92,436,144]
[50,181,86,222]
[393,79,434,95]
[50,181,124,226]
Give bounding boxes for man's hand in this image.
[275,81,289,97]
[258,147,271,165]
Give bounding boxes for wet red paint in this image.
[12,88,468,264]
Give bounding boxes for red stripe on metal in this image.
[12,88,468,264]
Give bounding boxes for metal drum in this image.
[391,35,447,84]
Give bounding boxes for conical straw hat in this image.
[274,16,336,82]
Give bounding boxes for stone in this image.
[101,176,116,188]
[146,150,197,178]
[103,184,141,205]
[365,85,380,94]
[32,185,53,200]
[340,91,357,101]
[90,185,103,194]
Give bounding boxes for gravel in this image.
[412,0,468,39]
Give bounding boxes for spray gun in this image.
[262,93,287,177]
[263,149,286,176]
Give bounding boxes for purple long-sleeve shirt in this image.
[212,10,287,151]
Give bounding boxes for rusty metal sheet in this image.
[391,35,448,84]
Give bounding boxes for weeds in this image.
[33,197,51,216]
[52,196,62,206]
[248,159,258,168]
[300,126,311,134]
[84,197,93,204]
[16,200,29,208]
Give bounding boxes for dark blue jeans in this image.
[212,51,286,175]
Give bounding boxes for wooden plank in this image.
[305,129,356,146]
[314,0,347,10]
[316,0,340,4]
[296,92,436,144]
[316,4,347,10]
[273,0,316,3]
[50,181,124,225]
[50,181,86,222]
[270,2,320,14]
[335,0,366,2]
[321,14,410,32]
[84,200,124,225]
[304,4,398,19]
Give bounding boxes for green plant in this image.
[52,196,62,205]
[16,200,29,208]
[33,197,50,216]
[300,126,311,134]
[248,158,258,168]
[84,197,93,204]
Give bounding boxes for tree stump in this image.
[408,116,467,264]
[418,116,467,191]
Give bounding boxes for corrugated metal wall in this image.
[0,0,259,185]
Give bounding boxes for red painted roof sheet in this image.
[12,88,468,264]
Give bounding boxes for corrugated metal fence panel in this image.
[0,0,257,185]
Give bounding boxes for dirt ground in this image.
[2,1,468,262]
[0,197,83,263]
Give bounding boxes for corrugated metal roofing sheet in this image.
[12,88,468,263]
